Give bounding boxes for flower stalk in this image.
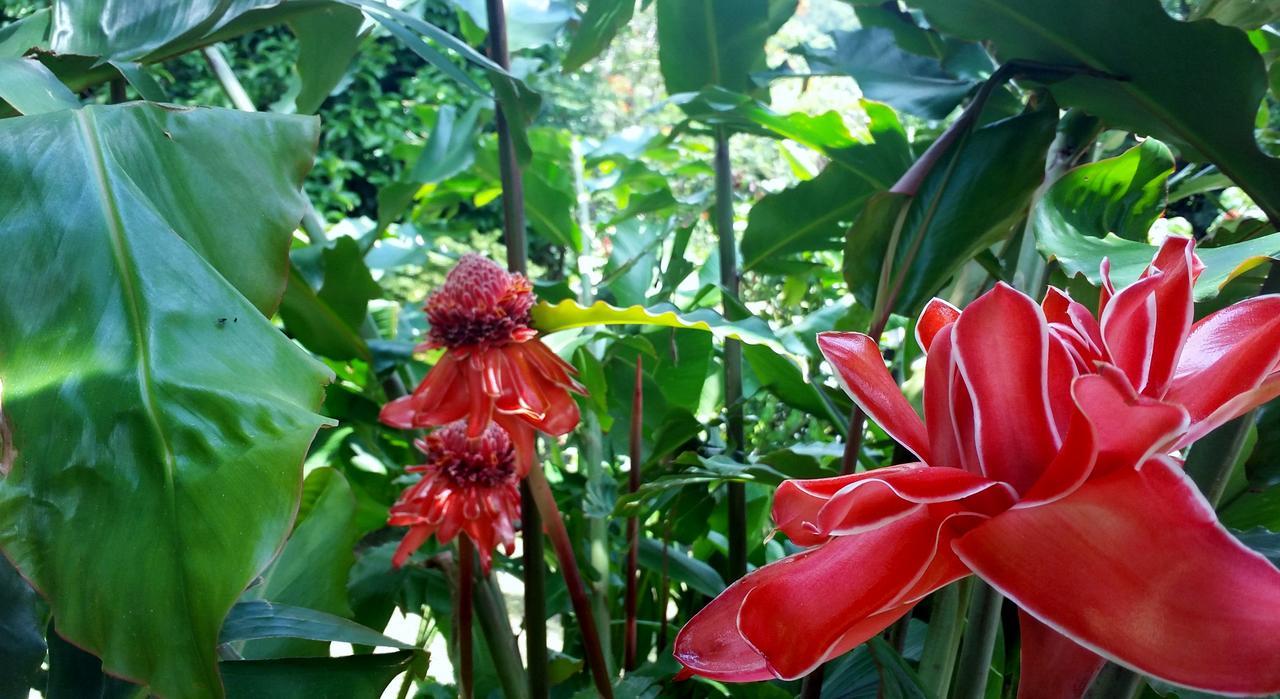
[715,126,748,582]
[457,539,475,699]
[952,581,1003,699]
[624,356,644,671]
[526,465,615,697]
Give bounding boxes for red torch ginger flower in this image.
[389,421,521,572]
[674,238,1280,697]
[380,254,586,470]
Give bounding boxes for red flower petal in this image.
[818,332,930,462]
[727,509,957,675]
[1016,611,1104,699]
[923,324,968,472]
[1166,295,1280,443]
[915,297,961,353]
[812,466,1011,538]
[954,457,1280,694]
[952,283,1059,492]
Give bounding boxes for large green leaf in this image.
[0,103,331,698]
[531,299,806,375]
[846,107,1057,316]
[221,600,410,650]
[615,454,789,516]
[562,0,635,72]
[0,57,79,114]
[289,4,367,115]
[240,468,368,659]
[655,0,797,96]
[907,0,1280,223]
[803,28,975,119]
[637,537,726,597]
[0,557,44,699]
[741,101,911,271]
[48,0,281,61]
[1031,139,1175,245]
[220,650,423,699]
[1045,231,1280,301]
[279,237,381,362]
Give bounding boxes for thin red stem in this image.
[526,466,615,698]
[624,356,643,671]
[457,538,475,699]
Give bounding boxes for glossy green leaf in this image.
[614,454,788,516]
[220,650,422,699]
[1191,0,1280,28]
[805,28,975,119]
[108,60,166,101]
[562,0,635,72]
[1042,231,1280,301]
[410,101,486,184]
[0,103,332,699]
[637,537,726,597]
[221,600,410,649]
[655,0,797,96]
[279,237,381,362]
[1235,527,1280,566]
[0,57,79,114]
[48,0,281,61]
[846,107,1057,316]
[0,557,44,699]
[289,4,366,115]
[1031,139,1175,245]
[531,299,806,375]
[672,87,863,151]
[742,102,912,271]
[240,468,366,659]
[0,9,51,58]
[907,0,1280,223]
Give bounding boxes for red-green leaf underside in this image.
[0,103,332,698]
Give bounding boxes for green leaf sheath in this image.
[0,104,331,698]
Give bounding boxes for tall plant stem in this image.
[457,540,475,699]
[571,136,615,672]
[199,43,327,242]
[714,127,748,582]
[482,2,543,694]
[475,572,531,699]
[623,357,644,671]
[952,581,1003,699]
[918,578,972,698]
[526,466,615,698]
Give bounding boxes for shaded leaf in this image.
[655,0,797,97]
[562,0,635,72]
[280,237,381,362]
[615,454,788,516]
[221,600,410,649]
[410,101,486,184]
[1234,527,1280,565]
[0,103,331,699]
[908,0,1280,223]
[220,650,422,699]
[0,557,44,699]
[845,107,1057,316]
[289,4,367,115]
[637,537,726,597]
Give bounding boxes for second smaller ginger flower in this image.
[388,420,522,572]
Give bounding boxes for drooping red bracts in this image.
[674,238,1280,696]
[388,421,521,573]
[380,254,586,472]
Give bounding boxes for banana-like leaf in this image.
[655,0,796,97]
[0,57,79,114]
[531,299,808,376]
[221,600,410,649]
[220,650,424,699]
[0,103,332,699]
[907,0,1280,224]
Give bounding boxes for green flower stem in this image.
[919,578,972,698]
[952,581,1003,699]
[457,539,475,699]
[715,126,748,582]
[475,572,530,699]
[527,465,615,698]
[623,356,644,671]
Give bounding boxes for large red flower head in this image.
[380,255,586,467]
[388,421,522,573]
[675,238,1280,697]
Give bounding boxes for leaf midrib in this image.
[75,107,202,670]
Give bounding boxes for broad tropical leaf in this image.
[742,101,911,271]
[845,106,1057,316]
[221,600,410,649]
[0,103,331,698]
[289,4,367,114]
[220,650,423,699]
[562,0,635,72]
[907,0,1280,223]
[655,0,796,97]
